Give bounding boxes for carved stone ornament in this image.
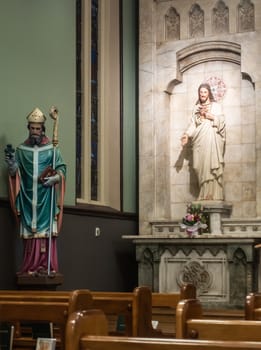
[212,0,229,34]
[238,0,255,32]
[177,260,212,293]
[165,7,180,41]
[189,4,204,38]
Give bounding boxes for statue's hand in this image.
[181,134,189,146]
[5,153,18,176]
[5,151,15,163]
[43,174,60,187]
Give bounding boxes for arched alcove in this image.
[166,41,241,94]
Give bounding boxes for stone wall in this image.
[139,0,261,235]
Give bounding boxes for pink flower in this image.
[185,214,194,222]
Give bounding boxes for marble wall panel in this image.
[139,167,155,194]
[241,162,256,182]
[139,120,155,157]
[223,162,242,183]
[171,202,190,221]
[225,182,242,202]
[139,188,154,219]
[139,71,154,98]
[156,102,171,219]
[242,182,256,201]
[171,184,190,204]
[226,125,241,145]
[224,144,242,163]
[231,202,242,218]
[170,164,189,185]
[240,105,255,125]
[242,201,257,218]
[224,105,241,126]
[139,92,154,123]
[241,124,256,144]
[241,143,255,162]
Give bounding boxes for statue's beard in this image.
[200,96,209,104]
[29,134,43,146]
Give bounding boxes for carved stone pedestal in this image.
[16,273,63,290]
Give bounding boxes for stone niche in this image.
[138,0,261,235]
[124,0,261,309]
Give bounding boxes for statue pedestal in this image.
[16,273,63,290]
[200,201,232,234]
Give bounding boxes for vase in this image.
[180,221,207,238]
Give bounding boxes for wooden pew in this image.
[0,289,93,350]
[65,309,261,350]
[78,337,261,350]
[91,286,155,337]
[245,292,261,320]
[0,287,153,343]
[0,283,195,340]
[0,287,153,341]
[176,298,261,341]
[91,283,196,337]
[0,283,195,348]
[150,283,196,337]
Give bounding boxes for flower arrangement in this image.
[180,203,208,237]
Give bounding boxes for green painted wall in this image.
[0,0,138,211]
[0,0,76,205]
[122,0,138,213]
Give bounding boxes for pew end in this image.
[245,292,261,320]
[132,286,155,337]
[176,299,203,338]
[65,309,108,350]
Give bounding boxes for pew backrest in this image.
[176,299,261,341]
[0,289,93,313]
[91,286,154,337]
[151,283,196,308]
[151,283,196,336]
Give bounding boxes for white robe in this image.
[185,102,225,200]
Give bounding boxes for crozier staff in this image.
[181,83,225,200]
[5,107,66,275]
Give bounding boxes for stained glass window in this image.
[91,0,99,200]
[76,0,82,197]
[76,0,99,200]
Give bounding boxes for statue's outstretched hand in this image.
[5,152,18,176]
[43,174,60,187]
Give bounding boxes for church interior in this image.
[1,0,261,348]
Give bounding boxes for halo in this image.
[205,76,226,101]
